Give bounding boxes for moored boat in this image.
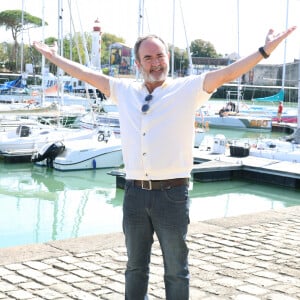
[33,130,123,171]
[195,113,272,131]
[249,138,300,163]
[0,124,97,162]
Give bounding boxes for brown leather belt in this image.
[132,178,189,190]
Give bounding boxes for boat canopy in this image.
[0,75,25,91]
[252,89,284,102]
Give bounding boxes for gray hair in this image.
[134,34,169,62]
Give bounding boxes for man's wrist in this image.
[258,47,270,59]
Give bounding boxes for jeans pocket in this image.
[164,185,189,204]
[124,180,134,194]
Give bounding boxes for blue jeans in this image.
[123,180,190,300]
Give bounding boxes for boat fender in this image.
[92,159,97,169]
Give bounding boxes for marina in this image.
[0,79,299,248]
[0,123,299,249]
[0,1,299,298]
[110,150,300,190]
[110,122,300,188]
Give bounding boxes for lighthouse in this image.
[91,18,102,71]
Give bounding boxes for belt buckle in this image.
[141,180,152,190]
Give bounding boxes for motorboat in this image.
[0,123,97,162]
[33,129,123,171]
[80,110,121,137]
[79,103,121,137]
[0,117,44,133]
[249,138,300,163]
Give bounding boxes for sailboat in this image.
[195,0,273,131]
[248,14,300,162]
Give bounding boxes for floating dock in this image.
[108,150,300,189]
[109,123,300,189]
[192,149,300,188]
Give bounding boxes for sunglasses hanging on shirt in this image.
[141,94,153,113]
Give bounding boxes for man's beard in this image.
[140,65,169,83]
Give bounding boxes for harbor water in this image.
[0,127,299,249]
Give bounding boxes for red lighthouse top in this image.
[93,18,101,32]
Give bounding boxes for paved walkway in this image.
[0,206,300,300]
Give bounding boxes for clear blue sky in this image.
[1,0,299,64]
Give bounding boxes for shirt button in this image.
[143,152,146,156]
[143,132,146,136]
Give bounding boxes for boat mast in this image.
[178,0,193,75]
[138,0,144,39]
[72,0,98,99]
[20,0,28,89]
[57,0,64,105]
[41,0,45,106]
[136,0,145,80]
[282,0,289,90]
[236,0,242,107]
[171,0,175,78]
[20,0,24,75]
[295,5,300,131]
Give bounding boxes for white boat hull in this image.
[196,115,272,131]
[36,135,123,171]
[0,125,97,160]
[54,146,123,171]
[249,139,300,163]
[250,149,300,162]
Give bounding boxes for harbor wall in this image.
[213,60,299,102]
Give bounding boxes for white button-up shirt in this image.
[109,74,211,180]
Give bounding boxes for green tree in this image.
[0,42,11,70]
[190,39,218,58]
[32,32,126,76]
[0,9,46,71]
[172,47,189,76]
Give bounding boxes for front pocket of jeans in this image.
[164,186,189,204]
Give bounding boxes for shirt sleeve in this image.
[109,77,120,105]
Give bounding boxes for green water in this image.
[0,127,299,248]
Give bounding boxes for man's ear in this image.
[135,59,141,70]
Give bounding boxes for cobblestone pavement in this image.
[0,206,300,300]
